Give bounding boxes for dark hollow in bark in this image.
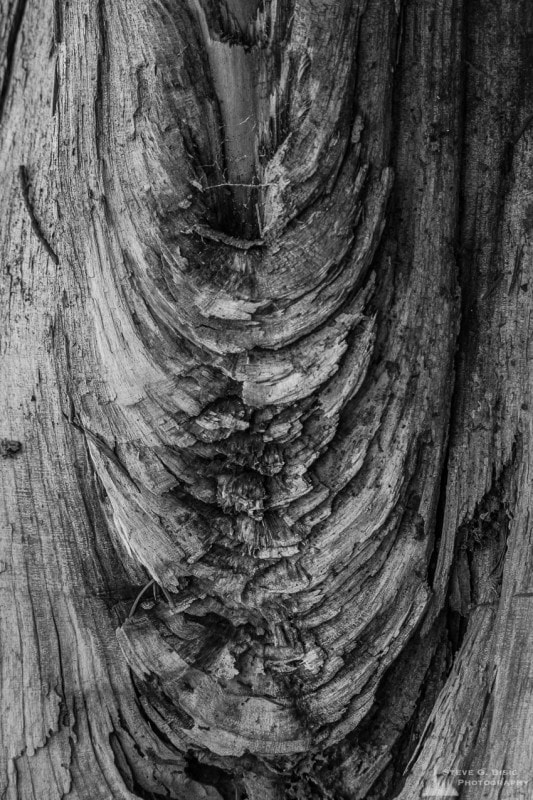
[1,1,533,798]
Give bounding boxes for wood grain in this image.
[1,0,533,798]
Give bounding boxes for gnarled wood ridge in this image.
[2,0,533,798]
[81,0,436,771]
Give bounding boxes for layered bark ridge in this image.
[56,0,461,782]
[2,0,533,798]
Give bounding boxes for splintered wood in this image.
[2,0,533,798]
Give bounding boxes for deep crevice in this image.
[186,751,247,800]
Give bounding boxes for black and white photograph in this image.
[1,1,532,798]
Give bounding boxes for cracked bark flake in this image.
[1,0,533,799]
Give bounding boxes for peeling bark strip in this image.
[2,0,533,798]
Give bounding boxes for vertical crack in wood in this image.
[18,165,60,265]
[0,0,27,122]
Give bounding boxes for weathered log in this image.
[1,0,533,798]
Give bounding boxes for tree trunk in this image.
[1,0,533,798]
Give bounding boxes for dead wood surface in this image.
[1,1,533,798]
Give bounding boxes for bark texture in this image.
[1,0,533,798]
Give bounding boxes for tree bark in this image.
[1,1,533,798]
